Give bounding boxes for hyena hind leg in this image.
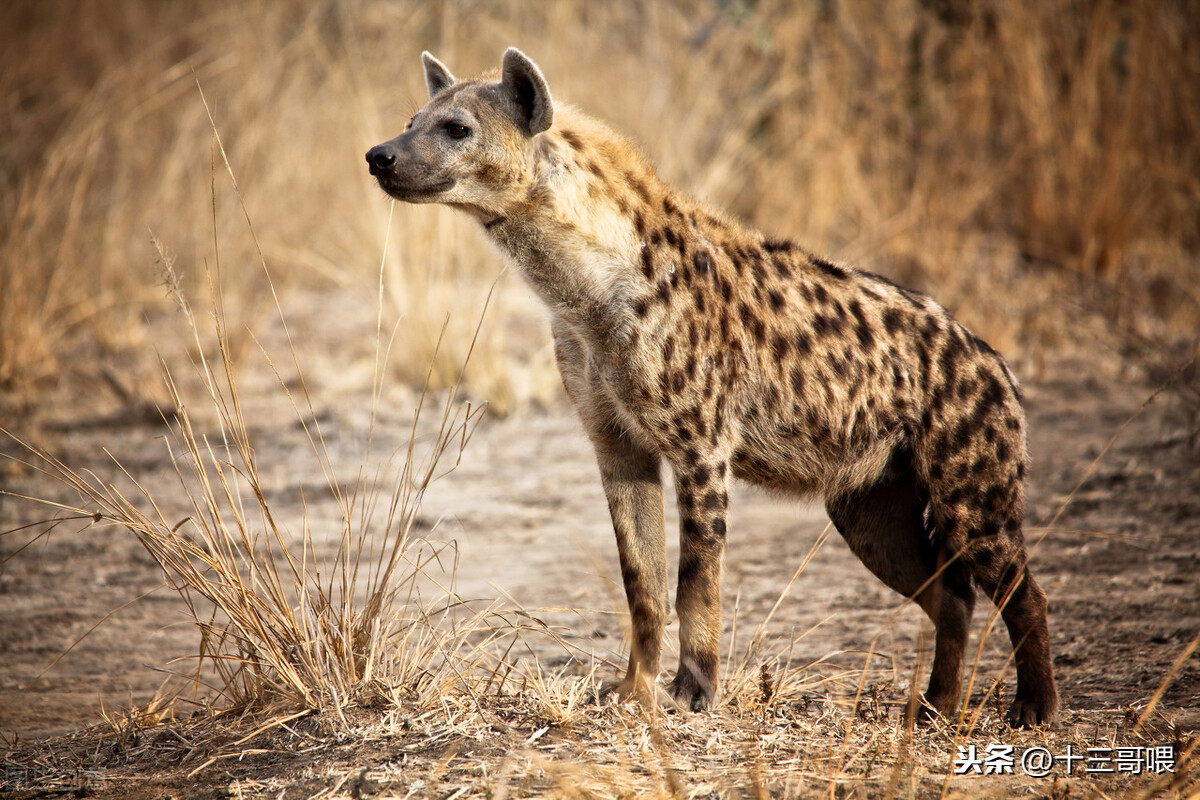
[825,456,976,723]
[958,527,1059,727]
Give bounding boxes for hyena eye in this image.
[444,122,471,140]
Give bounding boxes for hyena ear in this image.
[500,47,553,135]
[421,51,457,98]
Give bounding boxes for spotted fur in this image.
[366,48,1058,726]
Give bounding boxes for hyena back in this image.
[366,48,1058,727]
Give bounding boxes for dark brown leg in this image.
[826,457,976,721]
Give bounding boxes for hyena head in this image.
[365,48,552,220]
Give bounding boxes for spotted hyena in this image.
[366,48,1058,726]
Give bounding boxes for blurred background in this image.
[2,0,1198,427]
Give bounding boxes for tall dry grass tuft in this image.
[2,1,1197,423]
[2,114,517,723]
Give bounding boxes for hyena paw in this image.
[594,677,637,704]
[668,667,716,712]
[594,673,663,707]
[1006,692,1058,728]
[908,690,960,726]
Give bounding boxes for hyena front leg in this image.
[670,459,729,711]
[553,325,669,703]
[593,432,669,703]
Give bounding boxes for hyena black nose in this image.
[365,144,396,175]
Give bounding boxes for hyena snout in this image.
[365,144,397,176]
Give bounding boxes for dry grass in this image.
[2,0,1198,423]
[3,122,511,728]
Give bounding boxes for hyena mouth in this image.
[375,176,457,200]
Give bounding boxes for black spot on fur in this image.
[657,280,671,304]
[763,237,794,252]
[790,367,805,396]
[740,303,766,344]
[795,331,813,356]
[694,250,712,275]
[768,290,786,312]
[561,129,584,150]
[938,341,962,388]
[750,255,768,283]
[812,256,848,280]
[917,345,932,391]
[983,484,1007,514]
[882,307,905,335]
[974,517,1001,540]
[980,372,1007,409]
[772,255,792,279]
[972,547,995,571]
[812,312,846,338]
[640,244,654,279]
[921,319,942,350]
[848,300,874,349]
[771,333,789,361]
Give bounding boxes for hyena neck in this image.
[483,109,677,339]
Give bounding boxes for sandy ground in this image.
[1,290,1198,796]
